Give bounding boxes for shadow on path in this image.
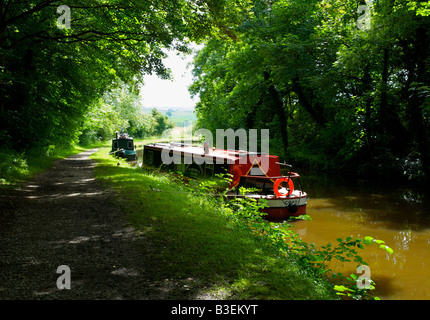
[0,149,209,300]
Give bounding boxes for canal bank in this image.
[91,148,338,300]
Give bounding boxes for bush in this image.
[0,149,29,185]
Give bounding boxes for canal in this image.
[292,175,430,300]
[136,144,430,299]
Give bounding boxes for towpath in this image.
[0,149,201,299]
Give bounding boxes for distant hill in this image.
[143,108,196,127]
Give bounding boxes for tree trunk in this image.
[263,71,288,154]
[378,47,411,153]
[362,64,376,164]
[292,76,327,127]
[404,26,430,183]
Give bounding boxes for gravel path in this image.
[0,149,206,300]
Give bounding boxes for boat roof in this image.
[145,142,277,163]
[113,133,133,140]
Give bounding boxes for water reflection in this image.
[291,175,430,300]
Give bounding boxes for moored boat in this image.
[110,132,138,162]
[143,142,307,220]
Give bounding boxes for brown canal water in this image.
[290,175,430,300]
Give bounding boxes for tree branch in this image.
[5,0,57,26]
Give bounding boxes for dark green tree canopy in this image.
[0,0,250,152]
[190,0,430,183]
[1,0,429,184]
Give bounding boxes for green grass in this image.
[0,143,103,189]
[91,147,337,300]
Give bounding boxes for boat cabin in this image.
[111,132,138,161]
[143,142,280,184]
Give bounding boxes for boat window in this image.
[113,141,118,149]
[238,176,274,194]
[128,141,133,149]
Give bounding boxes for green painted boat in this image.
[110,132,138,161]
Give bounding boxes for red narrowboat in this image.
[143,142,307,220]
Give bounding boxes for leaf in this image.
[379,244,394,254]
[363,236,374,245]
[334,285,353,292]
[375,239,385,245]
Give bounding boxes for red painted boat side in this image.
[229,155,281,188]
[261,204,307,220]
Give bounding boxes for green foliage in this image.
[190,0,430,183]
[0,144,89,186]
[151,108,176,136]
[78,83,173,144]
[229,201,392,299]
[406,1,430,16]
[94,147,337,300]
[0,150,29,185]
[0,0,252,163]
[101,148,396,299]
[199,173,392,300]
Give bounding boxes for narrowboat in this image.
[143,142,307,220]
[110,132,138,162]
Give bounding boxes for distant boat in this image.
[110,132,138,162]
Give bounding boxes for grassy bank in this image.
[91,147,337,300]
[0,142,107,189]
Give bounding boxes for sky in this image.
[139,46,201,111]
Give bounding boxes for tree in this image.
[190,0,339,156]
[79,82,156,144]
[191,0,430,183]
[151,108,175,136]
[0,0,252,155]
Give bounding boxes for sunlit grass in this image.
[91,147,336,300]
[0,143,106,189]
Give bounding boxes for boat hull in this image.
[261,202,307,220]
[226,191,307,221]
